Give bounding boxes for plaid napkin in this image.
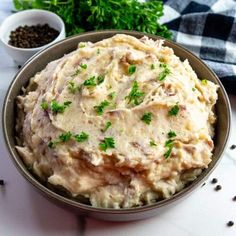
[161,0,236,94]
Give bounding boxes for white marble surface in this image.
[1,1,236,235]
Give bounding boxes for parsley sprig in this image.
[84,76,97,87]
[141,112,153,125]
[126,81,145,106]
[99,137,115,151]
[94,100,110,115]
[68,81,80,94]
[164,139,174,159]
[158,63,170,81]
[101,121,112,132]
[51,100,72,114]
[167,130,177,138]
[128,65,136,75]
[74,132,89,142]
[168,104,180,116]
[150,140,157,147]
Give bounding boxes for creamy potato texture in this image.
[16,34,218,208]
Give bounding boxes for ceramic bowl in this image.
[2,30,231,221]
[0,9,65,64]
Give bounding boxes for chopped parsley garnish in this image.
[167,130,177,138]
[74,132,89,142]
[128,65,136,75]
[158,63,170,81]
[59,131,73,142]
[79,44,85,48]
[151,64,155,70]
[141,112,152,125]
[48,141,55,148]
[150,140,157,147]
[83,76,96,87]
[201,79,207,85]
[168,104,180,116]
[101,121,112,132]
[72,69,81,76]
[192,87,196,91]
[97,48,100,54]
[99,137,115,151]
[51,100,72,114]
[125,81,145,106]
[164,139,174,159]
[41,101,48,110]
[80,63,87,69]
[108,91,116,100]
[94,100,110,115]
[68,81,79,94]
[97,75,105,85]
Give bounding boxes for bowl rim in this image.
[2,29,232,214]
[0,9,65,51]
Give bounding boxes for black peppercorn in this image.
[215,185,222,191]
[227,221,234,227]
[230,144,236,149]
[0,179,5,186]
[233,196,236,201]
[211,178,218,184]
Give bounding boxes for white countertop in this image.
[1,2,236,235]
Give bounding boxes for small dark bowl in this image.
[2,30,231,221]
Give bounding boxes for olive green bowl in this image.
[2,30,231,221]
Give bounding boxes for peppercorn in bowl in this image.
[2,30,231,221]
[0,9,65,64]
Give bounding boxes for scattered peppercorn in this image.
[227,221,234,227]
[8,24,59,48]
[211,178,218,184]
[230,144,236,150]
[0,179,5,186]
[232,196,236,201]
[18,65,21,69]
[215,185,222,191]
[201,182,206,187]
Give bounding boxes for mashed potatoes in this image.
[16,34,218,208]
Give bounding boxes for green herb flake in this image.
[41,101,48,110]
[192,87,196,92]
[158,63,170,81]
[141,112,152,125]
[164,139,174,159]
[128,65,136,75]
[72,69,81,77]
[167,130,176,138]
[108,91,116,100]
[59,131,73,142]
[99,137,115,151]
[97,48,100,54]
[151,64,155,70]
[83,76,97,87]
[101,121,112,132]
[79,44,85,48]
[74,132,89,142]
[68,81,78,94]
[125,81,145,106]
[150,140,157,147]
[94,100,110,115]
[48,141,55,148]
[201,79,208,85]
[97,75,105,84]
[168,104,180,116]
[80,63,87,69]
[51,100,72,114]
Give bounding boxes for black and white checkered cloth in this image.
[162,0,236,94]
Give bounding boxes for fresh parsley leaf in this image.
[192,87,196,91]
[128,65,136,75]
[164,139,174,159]
[158,63,170,81]
[97,75,105,84]
[201,79,207,85]
[108,91,116,100]
[99,137,115,151]
[48,141,55,148]
[101,121,112,132]
[72,69,81,76]
[97,48,100,54]
[151,64,155,70]
[94,100,110,115]
[41,101,48,110]
[74,132,89,142]
[84,76,96,87]
[141,112,152,125]
[150,140,157,147]
[167,130,176,138]
[79,44,85,48]
[51,100,72,114]
[59,131,73,142]
[168,104,179,116]
[68,81,79,94]
[80,63,87,69]
[126,81,145,106]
